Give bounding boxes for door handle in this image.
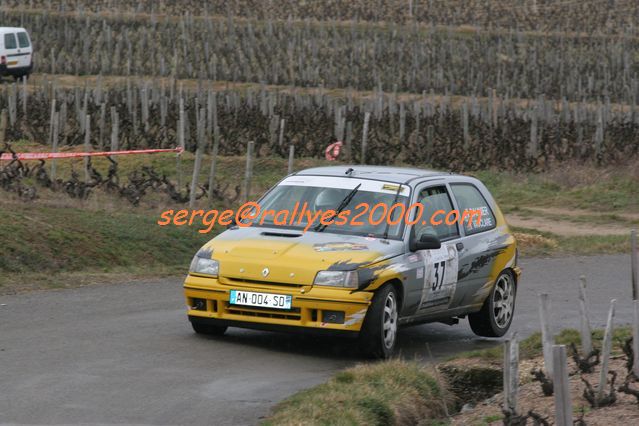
[456,242,464,251]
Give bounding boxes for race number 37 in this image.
[432,261,446,291]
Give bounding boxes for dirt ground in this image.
[505,205,637,237]
[446,355,639,425]
[506,214,630,237]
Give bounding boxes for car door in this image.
[448,182,501,310]
[3,32,19,70]
[410,183,462,315]
[15,31,32,69]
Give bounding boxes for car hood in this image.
[195,226,404,286]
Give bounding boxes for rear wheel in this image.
[190,319,227,336]
[469,270,516,337]
[359,284,399,359]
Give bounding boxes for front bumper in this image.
[184,274,373,333]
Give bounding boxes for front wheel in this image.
[358,284,399,359]
[469,270,516,337]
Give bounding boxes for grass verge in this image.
[0,202,210,294]
[263,360,449,426]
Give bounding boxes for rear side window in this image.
[450,184,496,235]
[4,33,17,49]
[17,32,30,48]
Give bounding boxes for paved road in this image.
[0,254,635,425]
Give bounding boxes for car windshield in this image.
[249,176,410,239]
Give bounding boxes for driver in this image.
[313,188,345,213]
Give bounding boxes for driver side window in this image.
[414,186,460,241]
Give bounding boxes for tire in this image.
[358,284,399,359]
[469,270,516,337]
[191,320,227,336]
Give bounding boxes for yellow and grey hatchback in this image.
[184,166,520,358]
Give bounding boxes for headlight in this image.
[189,256,219,277]
[313,270,358,288]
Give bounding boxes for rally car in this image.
[184,166,520,358]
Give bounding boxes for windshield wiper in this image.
[314,183,361,232]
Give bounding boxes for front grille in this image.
[222,277,304,287]
[226,303,302,320]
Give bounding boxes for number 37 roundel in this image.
[417,243,459,311]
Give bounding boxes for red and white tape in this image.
[0,147,184,161]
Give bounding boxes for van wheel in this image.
[359,284,399,359]
[190,319,227,336]
[469,270,516,337]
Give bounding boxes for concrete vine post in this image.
[539,293,554,376]
[461,101,469,148]
[110,107,119,151]
[287,144,295,175]
[578,275,593,355]
[361,112,370,164]
[177,98,185,190]
[597,299,616,403]
[84,114,91,184]
[278,119,285,147]
[552,345,572,426]
[21,76,27,120]
[0,109,7,146]
[49,99,57,147]
[50,111,59,179]
[207,126,220,207]
[243,141,255,204]
[503,334,519,416]
[189,109,206,208]
[98,102,106,151]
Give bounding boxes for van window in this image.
[450,184,496,235]
[4,33,17,49]
[414,186,459,241]
[17,32,30,48]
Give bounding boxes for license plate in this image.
[229,290,292,310]
[7,61,17,66]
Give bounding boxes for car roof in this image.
[294,165,453,184]
[0,27,28,33]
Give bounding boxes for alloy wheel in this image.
[382,292,398,349]
[492,274,514,328]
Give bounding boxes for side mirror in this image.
[409,231,441,251]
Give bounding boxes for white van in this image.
[0,27,33,80]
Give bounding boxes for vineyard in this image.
[0,9,638,102]
[0,0,638,206]
[4,0,639,34]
